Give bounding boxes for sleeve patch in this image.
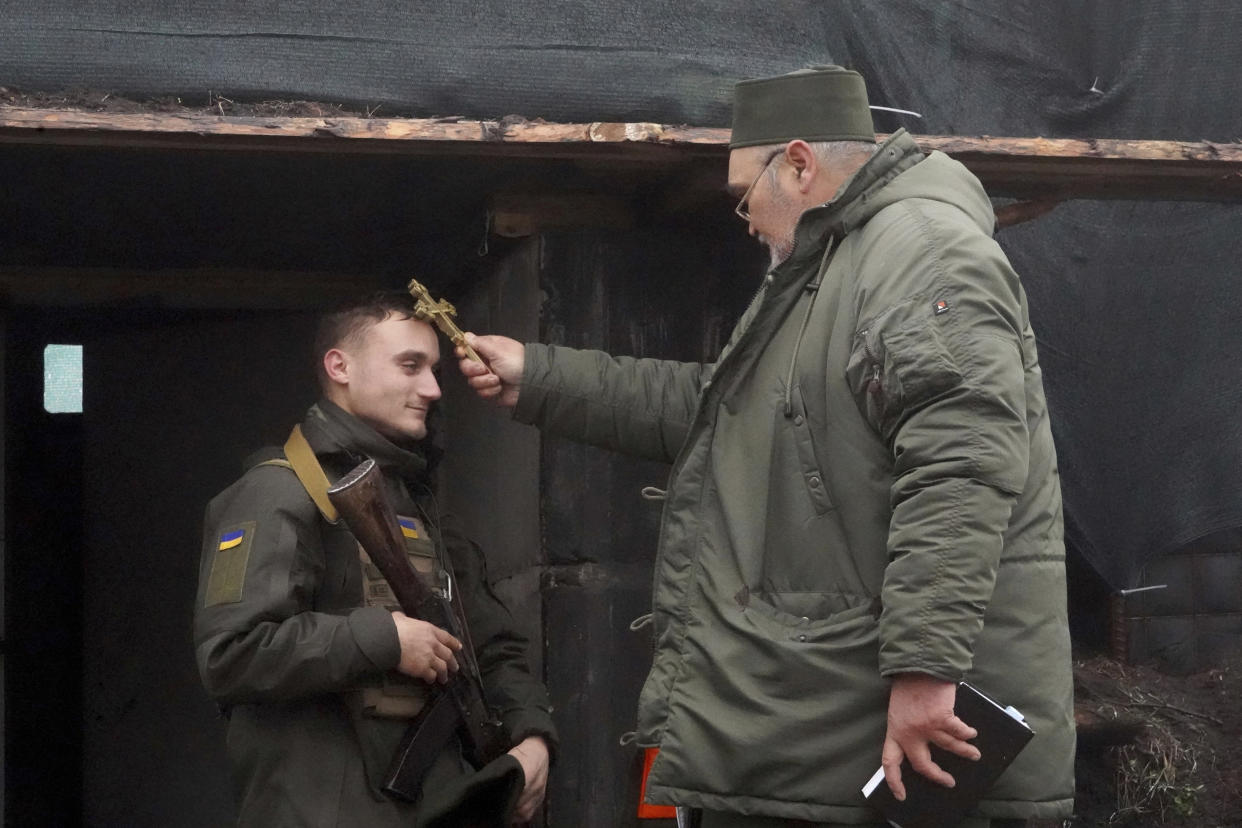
[204,521,256,607]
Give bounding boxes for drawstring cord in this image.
[629,613,653,631]
[783,235,838,417]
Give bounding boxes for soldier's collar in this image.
[305,398,431,482]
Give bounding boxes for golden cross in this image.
[407,278,483,363]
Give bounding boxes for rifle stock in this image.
[327,459,506,801]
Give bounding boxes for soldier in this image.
[457,67,1074,827]
[194,292,555,826]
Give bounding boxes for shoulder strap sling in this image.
[280,424,340,524]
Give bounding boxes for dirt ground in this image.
[1069,650,1242,827]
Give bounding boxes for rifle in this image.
[326,458,506,801]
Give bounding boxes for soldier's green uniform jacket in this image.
[513,130,1074,823]
[194,399,556,827]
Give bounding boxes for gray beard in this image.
[767,236,794,268]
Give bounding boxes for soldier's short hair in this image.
[314,291,418,387]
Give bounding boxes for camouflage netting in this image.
[3,0,1240,587]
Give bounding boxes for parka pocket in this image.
[881,322,962,410]
[658,596,889,803]
[745,587,880,630]
[847,299,964,442]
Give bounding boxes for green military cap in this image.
[730,65,876,148]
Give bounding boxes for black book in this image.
[861,682,1035,828]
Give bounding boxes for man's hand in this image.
[882,673,979,801]
[507,735,550,824]
[391,611,462,684]
[456,333,525,409]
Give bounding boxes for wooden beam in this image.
[1,106,1241,202]
[0,107,724,162]
[994,198,1064,229]
[488,193,634,238]
[0,266,391,309]
[921,135,1242,203]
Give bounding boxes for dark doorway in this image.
[4,310,86,826]
[4,307,321,827]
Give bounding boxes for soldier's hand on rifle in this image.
[457,333,524,408]
[391,611,463,684]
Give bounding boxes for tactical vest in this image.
[260,425,447,719]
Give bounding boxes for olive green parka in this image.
[194,400,555,827]
[513,131,1074,823]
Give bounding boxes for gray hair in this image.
[807,140,877,168]
[760,139,876,188]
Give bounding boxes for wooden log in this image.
[919,135,1242,202]
[1,106,1240,202]
[995,198,1063,229]
[0,108,728,162]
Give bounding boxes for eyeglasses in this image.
[734,146,787,222]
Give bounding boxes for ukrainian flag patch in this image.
[218,528,246,550]
[398,517,419,539]
[204,520,255,607]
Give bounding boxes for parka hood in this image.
[780,130,997,274]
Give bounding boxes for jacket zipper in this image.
[859,330,882,398]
